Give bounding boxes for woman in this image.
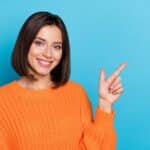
[0,11,127,150]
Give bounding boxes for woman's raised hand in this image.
[98,62,127,113]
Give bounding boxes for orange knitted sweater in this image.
[0,80,116,150]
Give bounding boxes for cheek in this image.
[54,51,63,61]
[28,47,41,60]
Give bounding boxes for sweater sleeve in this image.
[0,130,9,150]
[0,98,10,150]
[78,85,116,150]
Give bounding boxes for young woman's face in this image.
[27,25,63,78]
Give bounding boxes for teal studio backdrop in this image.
[0,0,149,149]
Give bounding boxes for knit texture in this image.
[0,80,116,150]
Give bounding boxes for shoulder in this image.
[64,80,84,90]
[0,81,16,93]
[0,81,17,100]
[61,80,87,95]
[0,81,17,122]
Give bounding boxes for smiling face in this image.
[27,25,63,79]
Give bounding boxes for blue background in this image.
[0,0,149,149]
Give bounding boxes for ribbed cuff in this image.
[94,107,115,127]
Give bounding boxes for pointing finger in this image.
[107,62,127,84]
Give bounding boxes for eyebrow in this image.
[35,37,62,44]
[35,37,46,42]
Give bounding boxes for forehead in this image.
[35,25,62,42]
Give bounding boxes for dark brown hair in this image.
[12,11,70,87]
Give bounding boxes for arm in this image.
[0,130,9,150]
[79,63,127,149]
[79,86,116,150]
[0,95,10,150]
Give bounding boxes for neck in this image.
[18,76,54,90]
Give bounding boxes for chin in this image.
[30,67,50,77]
[36,69,51,76]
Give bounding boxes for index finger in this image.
[107,62,127,84]
[113,62,127,76]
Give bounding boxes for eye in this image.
[34,40,45,47]
[54,45,62,50]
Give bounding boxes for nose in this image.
[43,48,52,58]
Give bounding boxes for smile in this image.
[36,58,53,67]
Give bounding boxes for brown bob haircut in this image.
[12,11,70,88]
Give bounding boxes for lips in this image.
[36,58,53,68]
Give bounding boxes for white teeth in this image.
[38,60,51,65]
[39,61,50,65]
